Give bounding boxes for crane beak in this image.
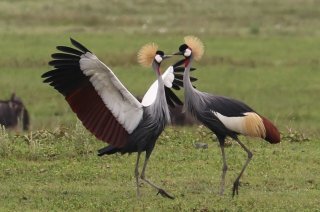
[163,55,172,59]
[173,51,183,56]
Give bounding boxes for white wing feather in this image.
[79,52,143,133]
[141,66,174,107]
[212,111,245,134]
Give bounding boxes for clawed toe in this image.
[156,189,175,199]
[232,180,240,197]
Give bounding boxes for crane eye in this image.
[184,48,192,57]
[155,54,162,63]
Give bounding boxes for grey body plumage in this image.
[183,60,254,139]
[105,75,170,155]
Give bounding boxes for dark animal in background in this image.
[0,93,30,131]
[174,36,280,196]
[169,104,197,126]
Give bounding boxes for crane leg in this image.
[232,138,253,197]
[140,152,174,199]
[135,152,141,198]
[219,143,228,195]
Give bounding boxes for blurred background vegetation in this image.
[0,0,320,135]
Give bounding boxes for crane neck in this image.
[151,63,165,102]
[183,57,196,94]
[155,67,164,88]
[151,62,165,93]
[151,64,171,123]
[183,56,204,116]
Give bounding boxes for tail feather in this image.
[261,116,280,144]
[98,145,120,156]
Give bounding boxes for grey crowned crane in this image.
[42,38,196,199]
[174,36,281,196]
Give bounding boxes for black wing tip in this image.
[165,87,183,107]
[173,59,185,68]
[47,60,62,67]
[43,77,52,83]
[48,59,79,67]
[41,72,48,78]
[56,45,72,51]
[70,37,91,53]
[56,45,64,51]
[51,53,80,60]
[51,53,58,58]
[69,37,79,47]
[56,46,84,56]
[190,77,198,82]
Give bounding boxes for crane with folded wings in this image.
[173,36,280,197]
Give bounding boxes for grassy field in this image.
[0,126,319,211]
[0,0,320,211]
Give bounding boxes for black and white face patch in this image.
[155,54,162,63]
[184,48,192,57]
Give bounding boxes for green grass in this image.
[0,0,320,210]
[0,126,319,211]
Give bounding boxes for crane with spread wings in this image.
[42,38,196,199]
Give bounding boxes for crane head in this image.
[138,43,171,68]
[174,44,192,57]
[154,50,171,64]
[173,36,204,61]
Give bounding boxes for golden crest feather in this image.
[184,36,204,61]
[137,43,158,67]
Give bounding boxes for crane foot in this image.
[156,189,175,199]
[232,180,240,197]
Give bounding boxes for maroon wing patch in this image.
[42,38,130,148]
[66,83,129,148]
